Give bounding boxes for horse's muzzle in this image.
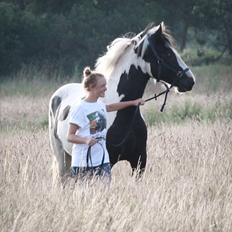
[177,76,195,92]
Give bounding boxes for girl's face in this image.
[91,77,107,98]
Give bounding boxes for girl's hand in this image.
[132,98,145,106]
[85,137,97,146]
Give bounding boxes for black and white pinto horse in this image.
[49,22,195,176]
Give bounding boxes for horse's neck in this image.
[104,54,151,104]
[108,65,150,127]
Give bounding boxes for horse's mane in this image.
[95,36,134,77]
[95,23,175,76]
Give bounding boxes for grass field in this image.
[1,64,232,231]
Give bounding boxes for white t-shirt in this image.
[69,99,110,167]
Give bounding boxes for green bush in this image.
[145,99,232,126]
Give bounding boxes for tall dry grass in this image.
[1,64,232,231]
[1,120,232,231]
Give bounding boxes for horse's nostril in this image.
[187,79,195,91]
[190,78,195,88]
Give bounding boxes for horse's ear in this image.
[160,21,164,28]
[156,22,164,35]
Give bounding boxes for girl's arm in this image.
[67,123,97,146]
[106,98,144,112]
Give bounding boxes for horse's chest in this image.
[107,114,147,145]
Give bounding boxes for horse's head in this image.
[134,22,195,92]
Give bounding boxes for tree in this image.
[152,0,198,51]
[193,0,232,54]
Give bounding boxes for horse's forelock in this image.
[162,27,176,47]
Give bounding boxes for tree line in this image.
[0,0,231,78]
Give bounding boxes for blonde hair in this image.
[82,67,104,91]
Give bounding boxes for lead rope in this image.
[86,137,105,170]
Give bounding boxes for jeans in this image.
[71,163,111,182]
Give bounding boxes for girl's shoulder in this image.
[72,99,105,112]
[97,98,106,106]
[70,100,85,114]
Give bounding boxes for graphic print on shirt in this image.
[87,110,106,134]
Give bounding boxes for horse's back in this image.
[49,83,85,155]
[50,83,84,103]
[49,83,84,114]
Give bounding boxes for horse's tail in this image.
[48,95,62,151]
[49,94,67,177]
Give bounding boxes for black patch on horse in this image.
[59,105,71,121]
[51,96,61,117]
[117,65,150,100]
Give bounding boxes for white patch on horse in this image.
[50,83,85,154]
[134,35,156,78]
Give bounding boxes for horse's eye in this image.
[167,52,171,57]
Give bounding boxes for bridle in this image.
[144,36,189,112]
[147,35,190,84]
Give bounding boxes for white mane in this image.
[95,37,135,77]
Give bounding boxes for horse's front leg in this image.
[129,150,147,178]
[129,120,147,178]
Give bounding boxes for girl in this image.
[67,67,144,182]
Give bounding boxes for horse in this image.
[48,22,195,177]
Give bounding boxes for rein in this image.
[144,80,172,112]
